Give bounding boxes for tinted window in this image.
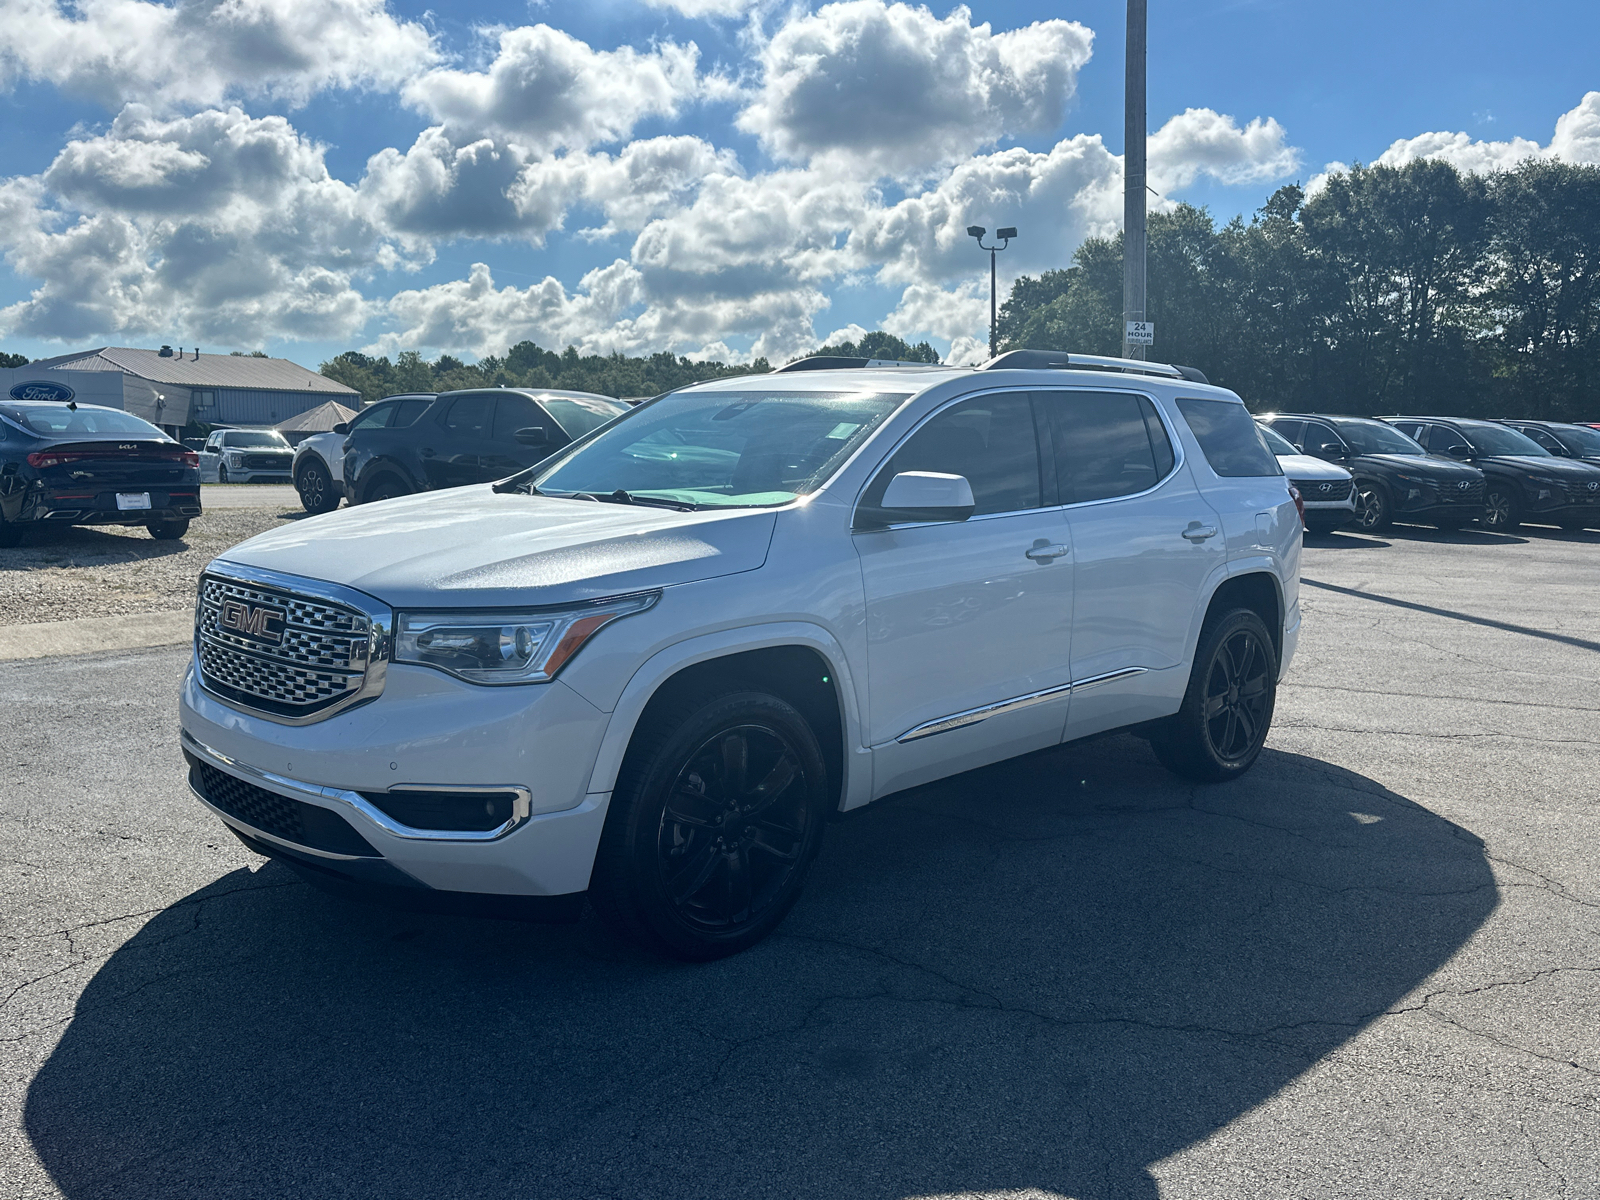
[441,394,493,434]
[492,395,547,440]
[864,392,1041,517]
[222,431,287,448]
[1145,402,1176,477]
[1301,421,1343,452]
[1257,424,1296,455]
[1175,398,1282,477]
[1456,422,1549,456]
[1331,419,1425,455]
[1552,424,1600,454]
[540,396,629,438]
[16,407,168,437]
[346,404,396,433]
[1047,391,1170,502]
[1265,418,1304,447]
[393,399,431,427]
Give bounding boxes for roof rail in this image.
[774,355,942,373]
[981,349,1209,385]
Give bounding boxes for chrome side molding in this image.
[895,667,1149,743]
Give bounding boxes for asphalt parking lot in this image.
[3,523,1599,1199]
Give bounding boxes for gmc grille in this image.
[195,574,382,721]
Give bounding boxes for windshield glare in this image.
[1459,423,1549,456]
[541,395,630,438]
[15,407,167,438]
[534,390,908,508]
[224,431,288,448]
[1329,419,1425,455]
[1550,424,1600,454]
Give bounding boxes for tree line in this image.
[996,158,1600,421]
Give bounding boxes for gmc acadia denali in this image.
[179,351,1302,960]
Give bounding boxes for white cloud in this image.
[1148,108,1301,190]
[738,0,1093,176]
[0,0,437,109]
[402,24,702,152]
[641,0,758,16]
[0,107,395,343]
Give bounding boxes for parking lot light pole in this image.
[1123,0,1148,360]
[968,225,1017,355]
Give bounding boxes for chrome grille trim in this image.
[194,563,391,726]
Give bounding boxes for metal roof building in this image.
[26,346,359,431]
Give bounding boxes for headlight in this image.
[1526,475,1563,486]
[394,592,658,684]
[1393,472,1427,484]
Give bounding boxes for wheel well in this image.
[360,467,407,502]
[631,646,845,810]
[1204,573,1281,661]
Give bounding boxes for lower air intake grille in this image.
[187,755,379,857]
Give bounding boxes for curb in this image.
[0,611,192,662]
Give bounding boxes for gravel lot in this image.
[0,504,298,626]
[2,523,1598,1199]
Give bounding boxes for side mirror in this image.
[1443,443,1473,459]
[870,471,976,525]
[514,426,552,447]
[1314,442,1346,459]
[332,422,349,435]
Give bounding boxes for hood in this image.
[1480,455,1600,479]
[215,484,777,609]
[1276,453,1351,480]
[1357,453,1482,479]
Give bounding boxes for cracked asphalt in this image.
[3,521,1599,1199]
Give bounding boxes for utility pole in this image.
[1122,0,1148,360]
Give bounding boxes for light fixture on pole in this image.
[968,225,1017,355]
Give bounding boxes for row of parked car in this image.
[1257,413,1600,533]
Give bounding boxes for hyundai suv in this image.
[179,352,1301,960]
[1386,416,1600,531]
[1259,414,1484,531]
[1496,420,1600,467]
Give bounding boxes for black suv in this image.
[1496,420,1600,467]
[1386,417,1600,531]
[1,401,200,545]
[343,390,629,504]
[1259,413,1485,531]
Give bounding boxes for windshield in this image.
[1328,419,1424,455]
[1550,424,1600,454]
[541,396,630,438]
[533,390,908,508]
[1457,423,1549,456]
[224,431,289,448]
[1256,424,1296,455]
[15,407,167,437]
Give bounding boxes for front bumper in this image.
[180,659,614,898]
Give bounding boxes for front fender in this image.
[583,621,872,811]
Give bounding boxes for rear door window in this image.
[1175,397,1282,477]
[1266,418,1304,448]
[440,394,493,435]
[862,392,1042,517]
[1043,391,1174,503]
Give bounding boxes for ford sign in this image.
[8,380,76,403]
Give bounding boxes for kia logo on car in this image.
[7,380,75,403]
[218,599,287,645]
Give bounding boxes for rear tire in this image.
[0,511,25,548]
[364,474,410,503]
[147,519,189,540]
[296,458,339,514]
[1482,483,1523,531]
[589,689,829,961]
[1150,608,1277,784]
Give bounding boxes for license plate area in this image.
[116,492,152,510]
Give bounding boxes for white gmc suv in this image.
[179,351,1301,960]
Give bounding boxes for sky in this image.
[1,0,1597,370]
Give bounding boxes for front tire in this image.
[1482,483,1523,531]
[296,458,339,514]
[1150,609,1277,783]
[217,464,230,485]
[589,689,829,961]
[1352,481,1391,531]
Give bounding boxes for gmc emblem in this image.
[218,598,286,644]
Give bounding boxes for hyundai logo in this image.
[1318,482,1332,493]
[7,380,75,403]
[1590,481,1598,492]
[218,598,287,645]
[1458,481,1469,490]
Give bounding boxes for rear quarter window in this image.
[1175,398,1282,477]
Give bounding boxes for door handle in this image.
[1182,522,1218,542]
[1025,542,1070,562]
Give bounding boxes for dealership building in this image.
[6,345,359,435]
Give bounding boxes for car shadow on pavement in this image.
[0,525,190,568]
[1381,524,1529,546]
[25,735,1494,1200]
[1301,530,1392,549]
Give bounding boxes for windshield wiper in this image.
[604,489,699,511]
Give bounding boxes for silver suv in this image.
[179,352,1301,960]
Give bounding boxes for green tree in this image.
[810,331,941,362]
[0,351,29,368]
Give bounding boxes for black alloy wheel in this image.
[147,519,189,541]
[590,689,828,961]
[1352,482,1391,531]
[1150,608,1277,783]
[1482,484,1522,531]
[296,459,339,514]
